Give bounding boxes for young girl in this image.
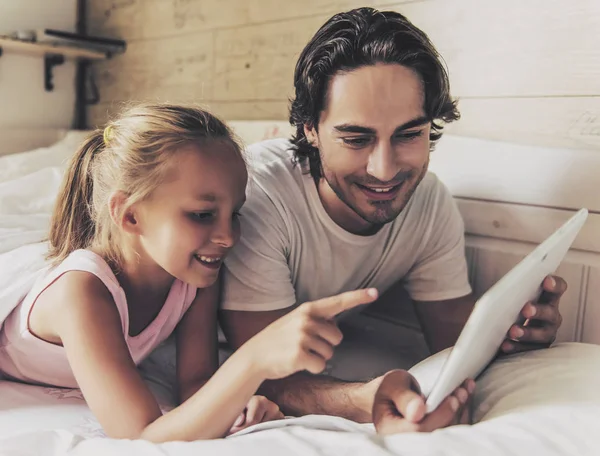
[0,104,377,442]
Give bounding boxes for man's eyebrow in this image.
[333,124,376,135]
[394,116,430,132]
[333,116,430,135]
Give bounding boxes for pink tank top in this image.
[0,249,197,388]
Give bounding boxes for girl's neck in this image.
[91,245,174,308]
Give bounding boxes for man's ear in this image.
[304,124,319,148]
[108,191,140,235]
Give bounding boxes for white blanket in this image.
[0,132,90,332]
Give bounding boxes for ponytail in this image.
[47,131,104,263]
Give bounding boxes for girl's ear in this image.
[108,191,140,235]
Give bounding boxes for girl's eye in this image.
[233,211,242,220]
[341,136,373,147]
[190,212,215,222]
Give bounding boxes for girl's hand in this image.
[242,288,378,380]
[228,395,284,435]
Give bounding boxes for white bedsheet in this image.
[0,343,598,455]
[0,133,599,455]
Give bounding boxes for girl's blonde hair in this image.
[47,103,243,266]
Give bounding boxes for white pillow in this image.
[228,121,294,147]
[408,342,600,422]
[0,130,91,184]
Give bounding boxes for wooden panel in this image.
[207,101,289,122]
[406,0,600,98]
[87,0,415,41]
[208,0,600,102]
[213,15,329,101]
[583,268,600,344]
[457,200,600,254]
[88,0,600,137]
[448,97,600,151]
[88,99,289,127]
[91,30,214,106]
[429,135,600,212]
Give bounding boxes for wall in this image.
[87,0,600,152]
[0,0,77,129]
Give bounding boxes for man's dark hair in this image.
[289,7,460,180]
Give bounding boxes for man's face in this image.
[306,63,431,234]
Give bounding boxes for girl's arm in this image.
[175,281,219,404]
[175,280,284,435]
[50,271,264,442]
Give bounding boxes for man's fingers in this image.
[501,338,550,354]
[377,370,424,423]
[420,384,471,432]
[307,288,378,319]
[456,379,474,425]
[508,323,556,345]
[420,395,459,431]
[373,370,423,433]
[458,388,474,425]
[540,275,567,305]
[520,302,560,325]
[543,275,567,295]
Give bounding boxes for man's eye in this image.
[342,137,372,147]
[394,131,424,142]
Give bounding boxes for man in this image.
[219,7,565,433]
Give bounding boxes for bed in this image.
[0,126,599,455]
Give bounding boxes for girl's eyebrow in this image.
[195,193,217,202]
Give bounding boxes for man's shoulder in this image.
[414,171,449,200]
[243,138,307,216]
[245,138,297,173]
[404,171,456,221]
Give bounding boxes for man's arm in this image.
[413,275,567,355]
[219,307,378,422]
[413,294,475,354]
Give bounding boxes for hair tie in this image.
[103,125,114,145]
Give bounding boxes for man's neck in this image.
[316,178,383,236]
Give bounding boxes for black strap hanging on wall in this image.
[73,0,88,130]
[45,54,65,91]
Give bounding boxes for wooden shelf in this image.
[0,38,107,61]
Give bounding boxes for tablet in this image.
[425,208,589,413]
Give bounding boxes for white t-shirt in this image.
[222,139,471,311]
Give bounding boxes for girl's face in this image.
[133,140,247,289]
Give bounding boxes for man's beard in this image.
[323,162,429,227]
